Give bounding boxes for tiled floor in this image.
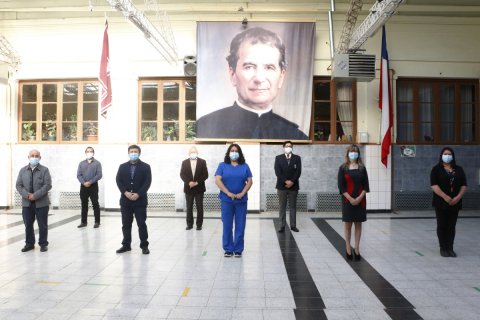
[0,210,480,319]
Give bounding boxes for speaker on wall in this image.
[184,55,196,77]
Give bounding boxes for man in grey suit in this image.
[16,149,52,252]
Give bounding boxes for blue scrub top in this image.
[215,162,253,203]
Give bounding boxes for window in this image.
[311,78,357,143]
[397,79,479,144]
[19,81,100,143]
[139,79,196,143]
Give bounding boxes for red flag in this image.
[379,26,392,168]
[99,17,112,119]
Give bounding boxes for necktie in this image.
[287,155,290,165]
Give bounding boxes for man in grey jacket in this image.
[15,149,52,252]
[77,146,102,228]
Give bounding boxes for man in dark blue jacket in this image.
[115,145,152,254]
[274,141,301,233]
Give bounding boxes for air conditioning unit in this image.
[332,53,376,82]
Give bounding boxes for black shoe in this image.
[224,252,232,257]
[116,246,132,254]
[278,227,285,233]
[142,248,150,255]
[186,226,193,230]
[21,245,35,252]
[346,250,353,260]
[291,227,299,232]
[234,252,242,258]
[77,223,87,228]
[196,227,202,230]
[440,249,449,257]
[448,250,457,257]
[354,249,361,261]
[94,222,100,228]
[40,246,48,252]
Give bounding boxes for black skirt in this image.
[339,168,368,222]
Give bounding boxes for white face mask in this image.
[285,147,293,154]
[86,153,94,159]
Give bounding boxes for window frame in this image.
[17,79,100,144]
[396,78,480,145]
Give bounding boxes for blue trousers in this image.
[221,200,247,253]
[22,202,49,247]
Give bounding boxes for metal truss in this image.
[0,34,21,70]
[105,0,178,66]
[337,0,365,54]
[348,0,404,52]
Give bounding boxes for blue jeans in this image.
[221,200,247,253]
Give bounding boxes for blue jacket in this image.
[274,154,302,191]
[116,160,152,207]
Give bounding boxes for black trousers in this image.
[22,202,49,247]
[278,189,298,228]
[80,183,100,223]
[186,192,204,228]
[435,208,459,250]
[121,205,149,248]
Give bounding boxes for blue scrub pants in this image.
[221,200,247,253]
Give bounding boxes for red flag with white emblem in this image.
[99,17,112,119]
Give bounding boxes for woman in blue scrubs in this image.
[215,144,253,258]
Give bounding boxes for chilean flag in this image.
[99,17,112,119]
[379,25,392,168]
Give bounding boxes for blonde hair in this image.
[341,144,365,171]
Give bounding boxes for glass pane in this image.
[314,82,330,101]
[185,122,197,141]
[84,83,99,101]
[164,103,179,121]
[142,83,158,101]
[439,84,455,103]
[397,103,413,122]
[440,123,455,142]
[419,84,434,103]
[186,102,196,121]
[141,122,158,142]
[62,103,77,121]
[42,104,57,121]
[22,104,36,121]
[397,83,413,102]
[314,122,331,141]
[186,82,196,101]
[419,103,434,122]
[141,103,157,121]
[461,104,475,122]
[62,123,78,141]
[419,123,435,141]
[314,102,330,121]
[461,85,475,103]
[21,123,37,142]
[461,123,475,142]
[398,123,413,142]
[440,103,455,122]
[336,102,353,121]
[22,84,37,102]
[164,82,179,101]
[42,84,57,102]
[336,82,352,101]
[63,83,78,102]
[163,122,179,141]
[42,123,57,141]
[83,103,98,121]
[337,122,353,141]
[83,122,98,141]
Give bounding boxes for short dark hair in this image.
[226,27,286,73]
[224,144,246,165]
[438,147,457,168]
[85,146,94,153]
[128,145,141,154]
[283,141,293,147]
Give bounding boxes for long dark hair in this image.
[438,147,457,168]
[224,144,246,165]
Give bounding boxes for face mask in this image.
[129,153,139,161]
[285,147,293,154]
[86,153,94,159]
[348,152,359,160]
[229,152,239,161]
[190,153,198,160]
[29,158,40,166]
[442,155,453,163]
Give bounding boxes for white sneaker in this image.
[224,252,232,257]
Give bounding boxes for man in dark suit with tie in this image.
[274,141,301,233]
[180,147,209,230]
[115,145,152,254]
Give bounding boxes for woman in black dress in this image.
[338,145,369,261]
[430,147,467,258]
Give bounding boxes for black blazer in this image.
[116,160,152,207]
[180,158,209,194]
[274,154,302,191]
[430,164,467,211]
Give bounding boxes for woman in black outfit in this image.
[430,147,467,258]
[338,145,369,261]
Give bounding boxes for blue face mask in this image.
[86,152,94,159]
[190,153,198,160]
[229,152,239,160]
[29,158,40,166]
[129,153,139,161]
[348,152,359,160]
[442,155,453,163]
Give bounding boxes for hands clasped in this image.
[124,191,140,201]
[188,181,196,188]
[444,195,460,206]
[285,180,294,188]
[28,193,35,201]
[226,191,245,201]
[348,196,362,206]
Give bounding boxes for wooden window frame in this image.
[18,79,100,144]
[138,78,196,144]
[396,78,480,145]
[310,77,357,144]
